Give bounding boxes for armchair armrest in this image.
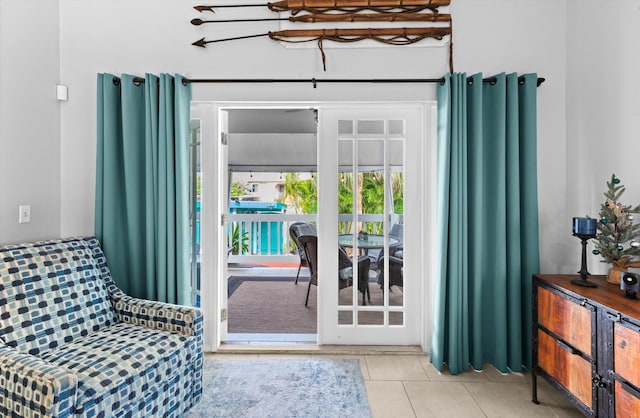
[110,294,203,338]
[0,344,77,418]
[109,295,204,404]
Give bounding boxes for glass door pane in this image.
[386,136,405,326]
[336,118,405,327]
[338,125,354,324]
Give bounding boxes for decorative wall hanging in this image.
[195,0,450,15]
[192,11,451,25]
[191,0,453,71]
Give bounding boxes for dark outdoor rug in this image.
[228,277,316,334]
[227,276,404,334]
[228,275,298,297]
[184,358,371,418]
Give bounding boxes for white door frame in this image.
[194,101,437,352]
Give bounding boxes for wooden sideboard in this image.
[533,274,640,417]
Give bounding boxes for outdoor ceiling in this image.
[228,109,316,134]
[228,133,318,172]
[228,109,317,172]
[227,108,403,172]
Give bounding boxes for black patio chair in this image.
[298,234,371,306]
[377,254,403,293]
[289,222,317,284]
[339,246,371,305]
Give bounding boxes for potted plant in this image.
[593,174,640,283]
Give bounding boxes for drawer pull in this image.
[621,380,640,397]
[556,339,580,355]
[607,312,622,322]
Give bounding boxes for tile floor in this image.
[206,350,584,417]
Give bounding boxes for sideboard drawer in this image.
[538,329,593,409]
[614,321,640,389]
[537,286,592,356]
[614,380,640,417]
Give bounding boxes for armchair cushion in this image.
[40,323,194,416]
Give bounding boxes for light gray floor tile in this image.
[464,381,583,418]
[480,364,528,383]
[534,378,586,417]
[366,380,416,418]
[422,359,490,382]
[404,381,486,418]
[365,355,429,381]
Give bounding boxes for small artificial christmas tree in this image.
[592,174,640,283]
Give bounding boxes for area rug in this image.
[184,358,372,418]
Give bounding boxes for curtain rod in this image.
[118,76,545,88]
[183,76,546,88]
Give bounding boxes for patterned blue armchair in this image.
[0,237,203,417]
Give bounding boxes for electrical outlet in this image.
[19,205,31,223]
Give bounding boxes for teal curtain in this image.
[430,72,540,375]
[95,73,192,305]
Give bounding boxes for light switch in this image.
[19,205,31,223]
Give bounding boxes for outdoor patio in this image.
[226,263,404,343]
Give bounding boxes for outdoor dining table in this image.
[338,234,400,254]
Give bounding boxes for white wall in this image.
[55,0,569,273]
[0,0,61,244]
[0,0,573,272]
[452,1,569,274]
[566,0,640,275]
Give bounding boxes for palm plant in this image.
[361,172,385,234]
[279,173,318,214]
[391,172,404,214]
[338,173,354,233]
[230,223,249,255]
[280,171,404,235]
